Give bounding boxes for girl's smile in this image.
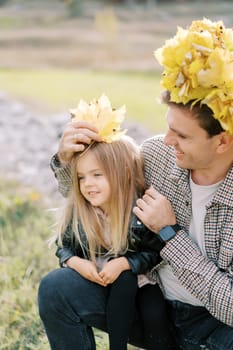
[77,152,111,213]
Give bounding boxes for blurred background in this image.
[1,1,233,349]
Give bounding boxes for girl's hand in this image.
[66,256,106,286]
[99,257,130,285]
[58,121,101,165]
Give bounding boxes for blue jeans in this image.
[38,268,146,350]
[38,268,233,350]
[168,300,233,350]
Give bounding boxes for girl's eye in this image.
[94,173,102,177]
[78,176,84,181]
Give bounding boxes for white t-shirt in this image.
[158,176,223,306]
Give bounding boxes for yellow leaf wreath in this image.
[154,18,233,134]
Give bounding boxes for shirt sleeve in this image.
[50,154,72,197]
[161,229,233,327]
[56,246,75,267]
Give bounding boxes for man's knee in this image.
[206,323,233,350]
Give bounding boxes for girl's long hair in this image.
[57,135,146,262]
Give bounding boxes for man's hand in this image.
[133,186,176,233]
[99,257,130,285]
[58,121,102,165]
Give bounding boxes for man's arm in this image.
[133,187,233,327]
[160,229,233,327]
[51,120,101,196]
[50,154,72,197]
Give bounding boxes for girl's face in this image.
[77,151,111,213]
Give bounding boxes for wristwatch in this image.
[158,224,181,243]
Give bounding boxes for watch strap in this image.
[158,224,181,243]
[171,224,181,233]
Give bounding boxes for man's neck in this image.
[191,160,233,186]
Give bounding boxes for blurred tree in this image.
[0,0,8,5]
[108,0,199,3]
[64,0,82,17]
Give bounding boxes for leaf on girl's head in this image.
[70,94,127,142]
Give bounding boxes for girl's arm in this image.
[124,250,160,274]
[126,216,164,274]
[55,222,77,266]
[99,252,159,284]
[56,245,75,267]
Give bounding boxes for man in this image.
[38,19,233,349]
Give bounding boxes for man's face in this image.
[164,106,220,171]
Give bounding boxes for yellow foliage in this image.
[154,18,233,134]
[70,94,127,143]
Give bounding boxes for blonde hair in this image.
[57,135,145,262]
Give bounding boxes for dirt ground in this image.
[0,0,233,71]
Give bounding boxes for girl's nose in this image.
[83,176,92,187]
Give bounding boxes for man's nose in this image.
[164,130,177,146]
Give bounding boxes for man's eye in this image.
[177,134,186,139]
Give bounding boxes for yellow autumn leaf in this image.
[70,94,127,142]
[154,18,233,134]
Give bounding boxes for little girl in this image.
[47,96,177,350]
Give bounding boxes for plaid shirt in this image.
[142,135,233,327]
[51,135,233,326]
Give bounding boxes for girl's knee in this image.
[118,270,137,284]
[39,269,60,296]
[38,269,63,316]
[111,271,138,299]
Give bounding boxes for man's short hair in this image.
[162,90,224,137]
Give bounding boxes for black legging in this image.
[106,270,138,350]
[137,283,179,350]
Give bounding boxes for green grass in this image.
[0,180,55,349]
[0,68,168,133]
[0,179,142,349]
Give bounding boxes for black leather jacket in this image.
[56,215,164,275]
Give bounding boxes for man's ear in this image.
[216,132,233,154]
